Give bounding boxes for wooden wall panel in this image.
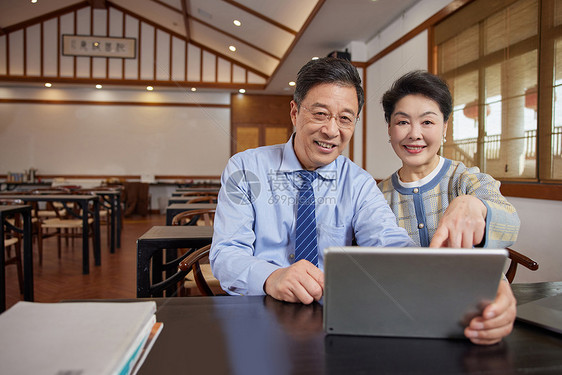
[231,93,293,155]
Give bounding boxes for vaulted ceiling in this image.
[0,0,419,94]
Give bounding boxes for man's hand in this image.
[264,260,324,304]
[430,195,487,248]
[464,279,516,345]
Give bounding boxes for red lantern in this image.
[463,100,479,120]
[525,86,537,111]
[463,100,491,119]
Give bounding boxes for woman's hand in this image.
[430,195,487,248]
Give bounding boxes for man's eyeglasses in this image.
[300,105,358,129]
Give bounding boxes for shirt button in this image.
[418,223,424,229]
[289,253,295,260]
[413,188,419,193]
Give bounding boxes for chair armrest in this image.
[505,247,539,283]
[178,245,213,296]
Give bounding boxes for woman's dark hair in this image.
[293,57,364,115]
[381,70,452,123]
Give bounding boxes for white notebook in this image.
[0,301,158,375]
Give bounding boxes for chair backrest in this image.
[505,247,539,283]
[171,209,216,226]
[186,196,218,204]
[139,244,212,298]
[178,245,215,296]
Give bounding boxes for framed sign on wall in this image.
[62,35,137,59]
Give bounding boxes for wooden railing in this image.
[447,127,562,164]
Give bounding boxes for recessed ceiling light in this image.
[44,83,52,88]
[229,45,236,52]
[31,0,38,3]
[95,84,102,89]
[311,57,319,60]
[288,81,296,87]
[191,87,197,92]
[146,86,154,91]
[233,20,241,27]
[238,88,246,94]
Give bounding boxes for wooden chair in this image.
[506,247,539,283]
[139,243,217,298]
[2,209,24,295]
[171,209,215,226]
[178,245,226,296]
[186,196,218,204]
[40,199,94,263]
[171,208,222,295]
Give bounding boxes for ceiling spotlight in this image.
[288,81,296,87]
[229,45,236,52]
[31,0,38,3]
[238,88,246,94]
[311,57,319,60]
[233,20,241,27]
[95,84,102,89]
[44,83,52,88]
[191,87,197,92]
[146,86,154,91]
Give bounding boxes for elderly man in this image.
[210,57,413,303]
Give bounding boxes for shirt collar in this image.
[279,133,338,181]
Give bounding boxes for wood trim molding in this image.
[0,174,221,181]
[499,182,562,201]
[0,75,266,90]
[0,98,230,108]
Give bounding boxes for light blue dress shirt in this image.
[210,136,414,296]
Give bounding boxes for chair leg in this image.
[57,229,62,258]
[15,246,24,295]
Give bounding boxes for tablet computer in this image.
[323,247,507,339]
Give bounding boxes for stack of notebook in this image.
[0,301,163,375]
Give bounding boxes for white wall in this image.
[0,87,231,176]
[366,31,428,180]
[508,197,562,283]
[363,0,561,283]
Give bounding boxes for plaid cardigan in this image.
[378,158,520,248]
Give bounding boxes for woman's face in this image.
[388,94,447,181]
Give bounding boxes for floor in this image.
[4,214,165,311]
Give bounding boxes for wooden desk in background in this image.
[0,195,101,275]
[165,203,217,225]
[136,225,213,298]
[0,205,33,312]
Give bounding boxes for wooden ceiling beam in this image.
[87,0,108,9]
[2,1,89,34]
[223,0,297,35]
[181,0,191,41]
[191,15,280,60]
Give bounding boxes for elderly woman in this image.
[378,70,520,345]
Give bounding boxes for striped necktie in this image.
[295,170,318,266]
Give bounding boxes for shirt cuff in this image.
[247,261,281,296]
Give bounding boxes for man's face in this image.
[291,83,358,170]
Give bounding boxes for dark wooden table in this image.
[136,226,213,298]
[0,195,101,274]
[165,203,216,225]
[130,282,562,374]
[87,190,122,252]
[0,205,33,312]
[175,187,220,193]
